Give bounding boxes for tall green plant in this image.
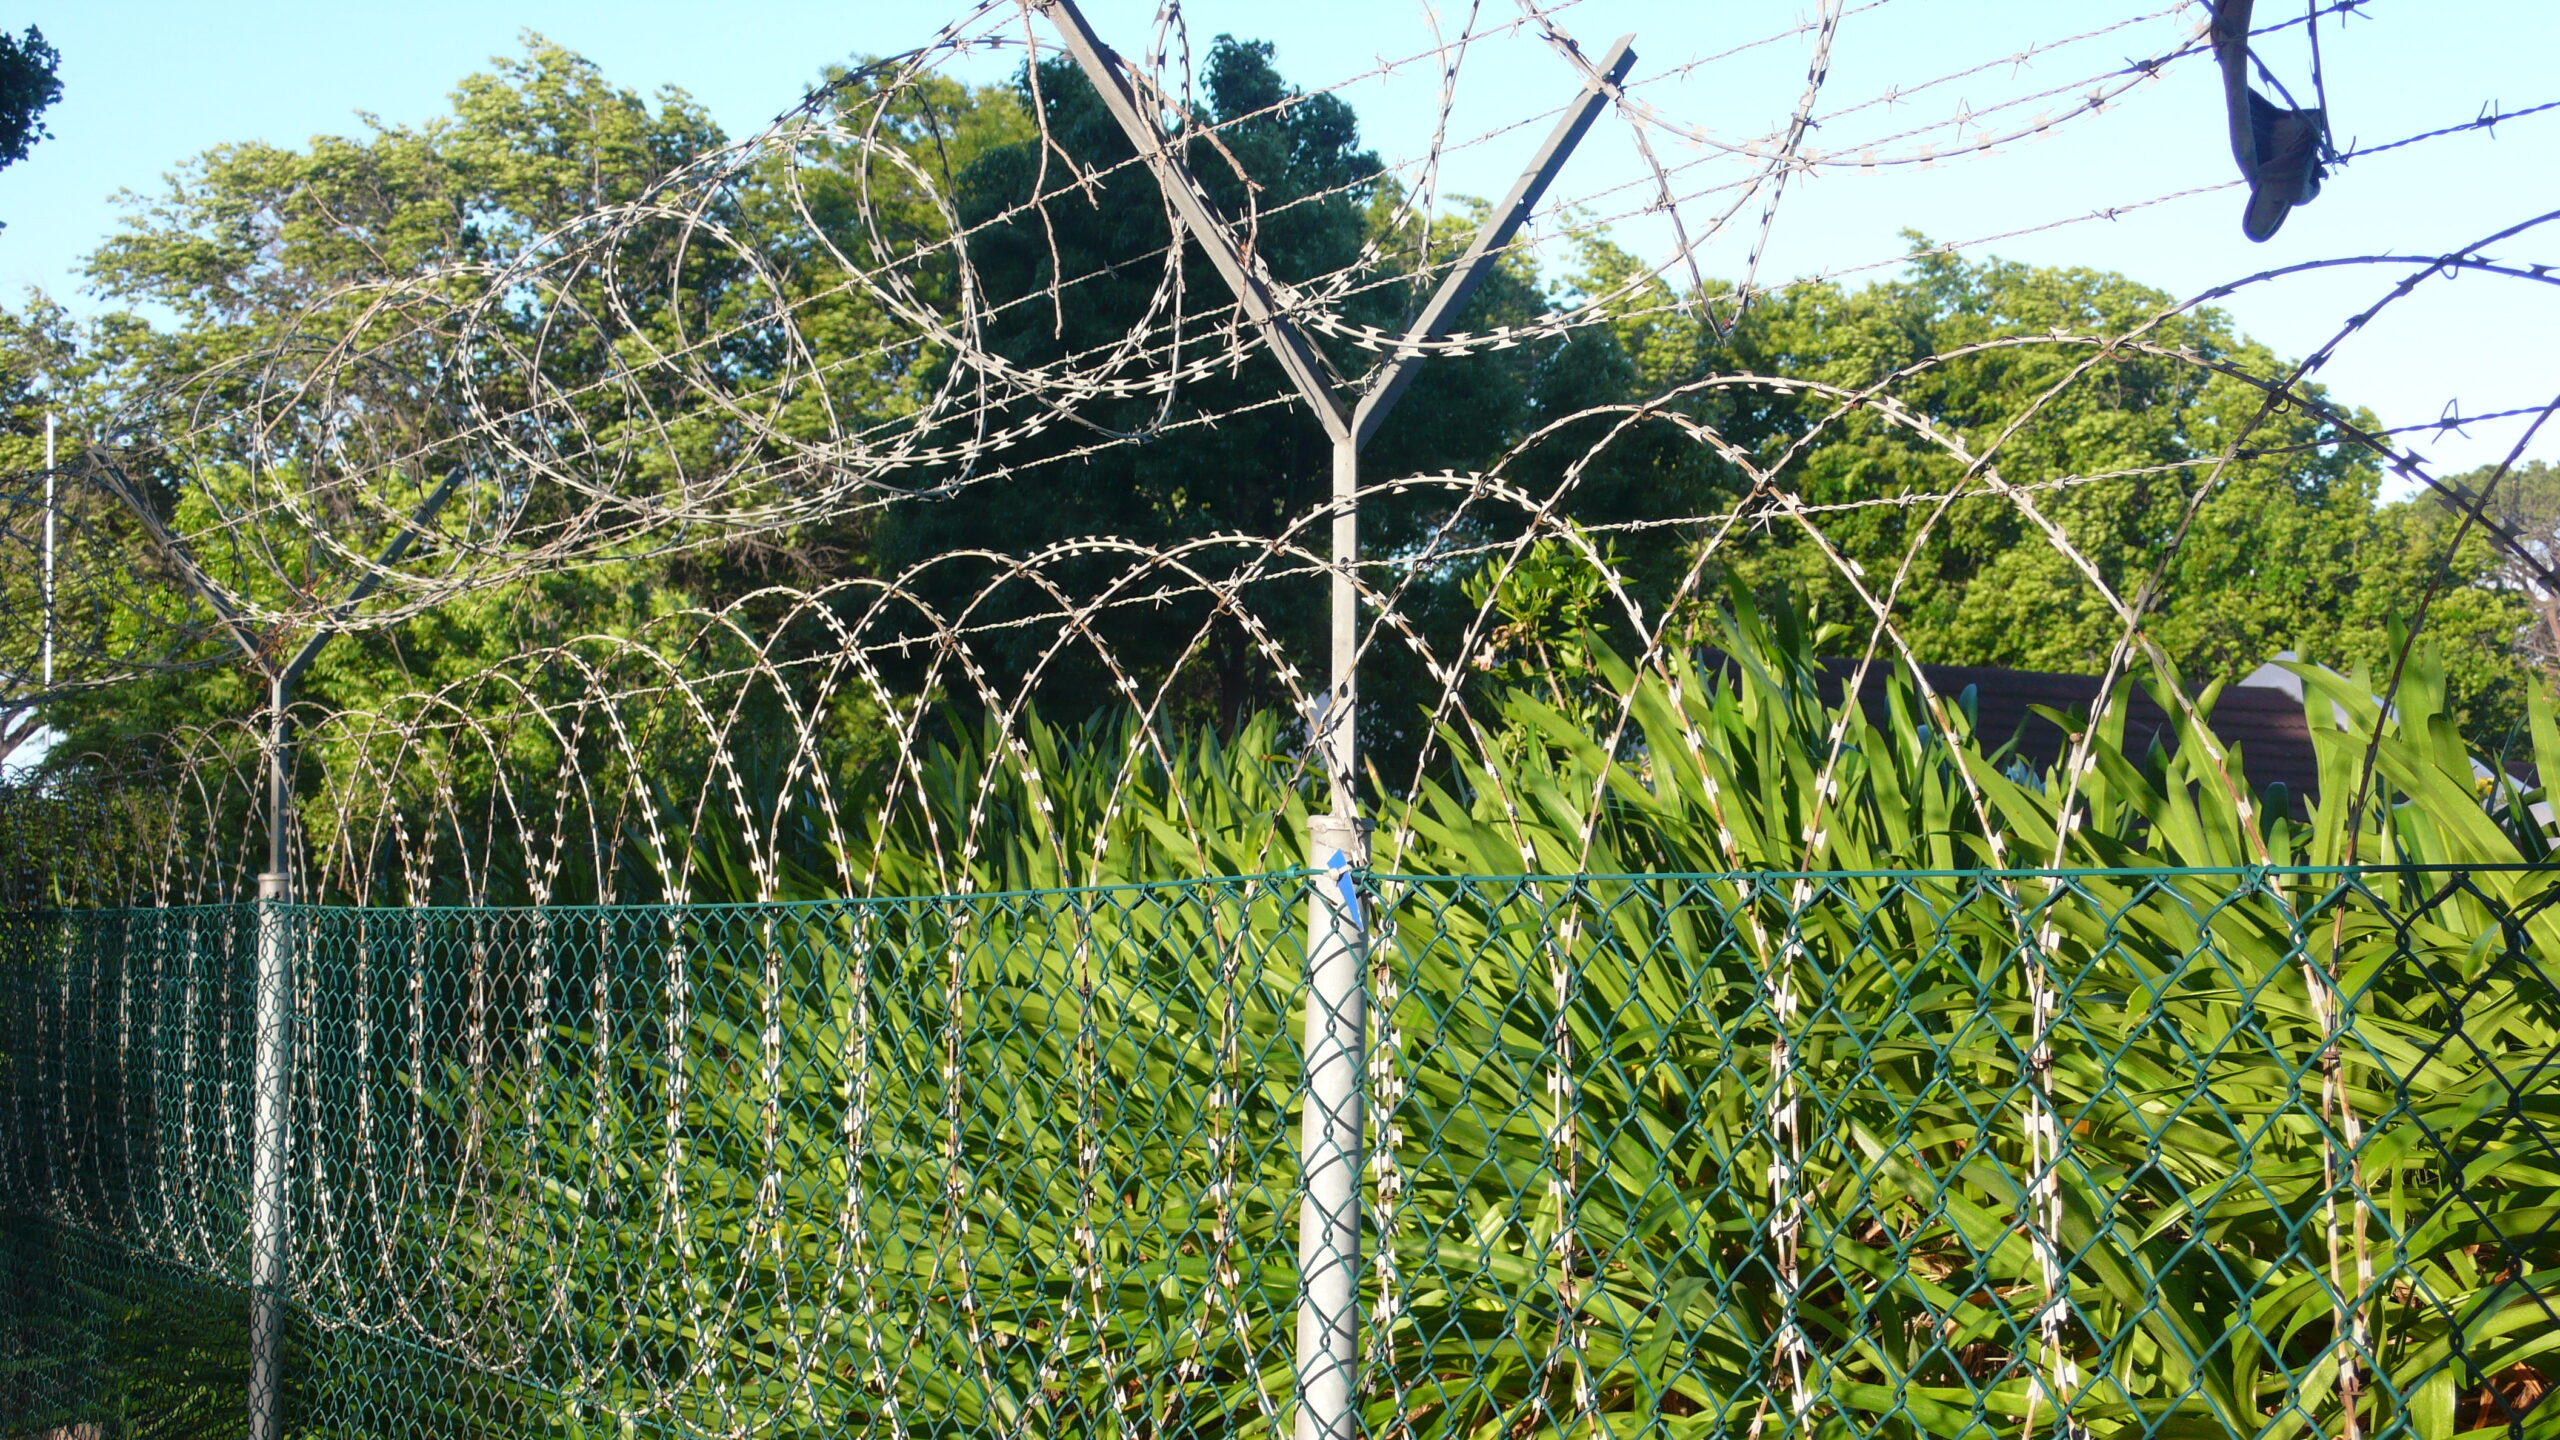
[352,606,2560,1440]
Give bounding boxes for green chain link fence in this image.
[4,865,2557,1438]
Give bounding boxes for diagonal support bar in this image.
[99,458,267,669]
[1037,0,1351,442]
[1353,34,1637,449]
[267,467,468,880]
[279,469,466,690]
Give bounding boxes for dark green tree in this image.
[0,25,60,173]
[875,36,1567,763]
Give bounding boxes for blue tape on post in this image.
[1327,849,1361,926]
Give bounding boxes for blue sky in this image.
[5,0,2556,478]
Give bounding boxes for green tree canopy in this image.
[1528,238,2533,742]
[3,32,2544,794]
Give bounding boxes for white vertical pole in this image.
[248,675,294,1440]
[247,870,292,1440]
[232,457,456,1440]
[1294,810,1367,1440]
[1322,434,1358,810]
[1296,433,1367,1440]
[41,412,55,689]
[1022,20,1623,1434]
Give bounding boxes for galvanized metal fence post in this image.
[926,19,1629,1436]
[235,473,463,1437]
[247,862,293,1440]
[1296,813,1368,1440]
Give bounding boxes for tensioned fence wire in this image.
[4,864,2555,1439]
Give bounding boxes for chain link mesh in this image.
[4,865,2557,1438]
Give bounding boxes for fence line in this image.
[5,865,2558,1438]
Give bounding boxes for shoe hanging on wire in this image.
[2213,0,2335,241]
